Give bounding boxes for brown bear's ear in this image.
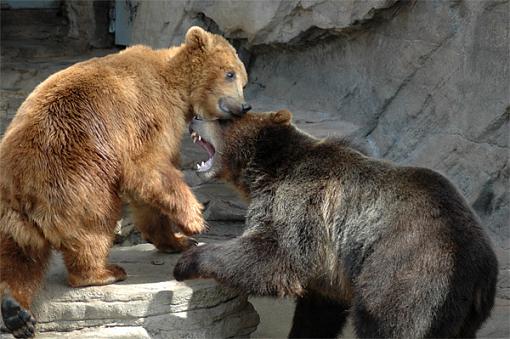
[185,26,212,51]
[271,109,293,125]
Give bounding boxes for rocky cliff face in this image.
[129,0,509,337]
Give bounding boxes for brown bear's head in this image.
[188,110,293,185]
[184,26,251,120]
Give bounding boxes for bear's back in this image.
[0,45,177,208]
[268,132,496,276]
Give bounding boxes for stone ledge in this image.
[1,244,259,338]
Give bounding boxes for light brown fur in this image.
[0,26,248,337]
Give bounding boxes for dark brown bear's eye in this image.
[225,71,236,80]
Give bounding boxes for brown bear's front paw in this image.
[155,235,198,253]
[176,200,207,236]
[173,247,209,281]
[1,295,36,338]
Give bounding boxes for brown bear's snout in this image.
[219,97,251,117]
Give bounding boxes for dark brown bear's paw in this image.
[173,246,210,281]
[68,264,127,288]
[1,295,36,338]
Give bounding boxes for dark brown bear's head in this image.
[188,110,293,185]
[184,26,251,120]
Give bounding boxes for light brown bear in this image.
[0,26,250,337]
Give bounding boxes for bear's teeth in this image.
[196,158,213,172]
[198,135,202,141]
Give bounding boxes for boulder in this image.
[0,244,259,338]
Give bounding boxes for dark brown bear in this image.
[174,110,498,338]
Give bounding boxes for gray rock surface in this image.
[64,0,113,49]
[0,244,259,338]
[130,0,398,47]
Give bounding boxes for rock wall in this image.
[64,0,113,49]
[128,0,509,337]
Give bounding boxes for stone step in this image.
[1,39,88,59]
[0,50,117,92]
[36,326,151,339]
[0,244,260,338]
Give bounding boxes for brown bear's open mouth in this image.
[190,120,216,172]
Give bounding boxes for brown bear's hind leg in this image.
[130,200,198,253]
[61,230,126,288]
[0,232,51,338]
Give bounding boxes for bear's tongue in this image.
[196,138,215,158]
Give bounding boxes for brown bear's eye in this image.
[225,71,236,80]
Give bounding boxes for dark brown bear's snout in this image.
[219,97,251,117]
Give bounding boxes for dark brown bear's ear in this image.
[271,109,292,125]
[185,26,211,51]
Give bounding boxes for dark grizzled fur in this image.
[289,291,350,338]
[174,111,498,338]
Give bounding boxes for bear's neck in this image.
[160,46,195,122]
[237,126,317,196]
